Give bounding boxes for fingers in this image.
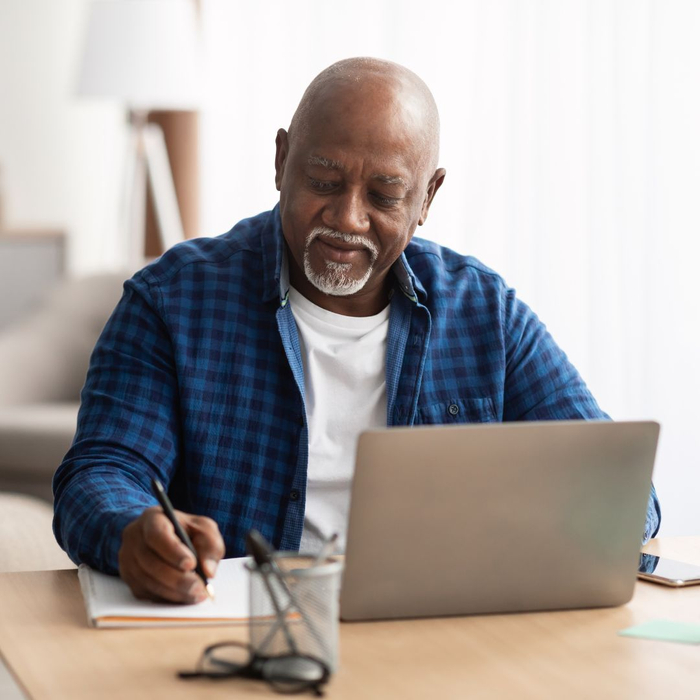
[185,513,226,578]
[129,556,205,603]
[119,507,223,604]
[142,508,197,570]
[133,540,205,601]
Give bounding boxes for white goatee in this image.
[303,227,379,297]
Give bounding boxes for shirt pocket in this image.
[416,397,496,425]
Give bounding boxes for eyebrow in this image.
[307,155,343,170]
[372,173,409,189]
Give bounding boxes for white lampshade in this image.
[77,0,201,110]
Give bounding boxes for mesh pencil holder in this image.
[247,553,343,672]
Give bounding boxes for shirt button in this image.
[448,403,460,416]
[289,489,300,502]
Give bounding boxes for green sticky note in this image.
[619,620,700,644]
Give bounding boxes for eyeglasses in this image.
[179,640,330,696]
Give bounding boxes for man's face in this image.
[275,82,443,312]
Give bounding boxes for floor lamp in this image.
[76,0,200,268]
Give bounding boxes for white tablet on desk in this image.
[340,420,659,621]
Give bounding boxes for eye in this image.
[371,192,401,208]
[308,178,338,192]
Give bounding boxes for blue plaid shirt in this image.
[53,206,661,573]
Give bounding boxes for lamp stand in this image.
[121,109,185,268]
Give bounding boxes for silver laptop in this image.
[340,420,659,621]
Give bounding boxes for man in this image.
[53,58,660,604]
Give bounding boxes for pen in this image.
[151,477,215,600]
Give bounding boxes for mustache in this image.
[306,227,379,261]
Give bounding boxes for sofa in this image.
[0,273,127,501]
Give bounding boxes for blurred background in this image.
[0,0,697,536]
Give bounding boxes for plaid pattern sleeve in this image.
[52,272,181,573]
[502,288,609,422]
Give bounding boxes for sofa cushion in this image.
[0,404,79,479]
[0,273,126,405]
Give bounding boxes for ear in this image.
[418,168,446,226]
[274,129,289,192]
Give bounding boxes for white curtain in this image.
[200,0,700,535]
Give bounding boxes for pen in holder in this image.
[246,532,343,673]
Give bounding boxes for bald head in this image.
[275,58,446,315]
[288,58,441,171]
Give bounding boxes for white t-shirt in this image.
[288,287,390,554]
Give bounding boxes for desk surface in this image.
[1,537,700,700]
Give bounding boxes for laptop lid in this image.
[340,420,659,621]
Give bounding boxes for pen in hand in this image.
[151,477,215,600]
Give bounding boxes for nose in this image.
[321,189,370,235]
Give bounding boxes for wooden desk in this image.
[1,537,699,700]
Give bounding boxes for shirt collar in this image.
[391,250,426,304]
[262,204,426,307]
[261,204,289,305]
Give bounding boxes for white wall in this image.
[0,0,126,274]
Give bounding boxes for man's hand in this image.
[119,506,225,603]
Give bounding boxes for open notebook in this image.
[78,556,252,628]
